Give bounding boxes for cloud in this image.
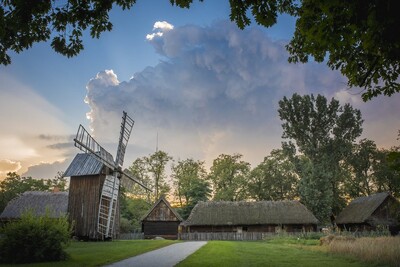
[146,21,174,41]
[0,159,22,178]
[22,159,73,179]
[84,20,400,168]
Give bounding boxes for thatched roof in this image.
[336,192,394,224]
[0,191,68,220]
[142,196,183,222]
[64,153,104,177]
[183,200,318,226]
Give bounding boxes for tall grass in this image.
[327,236,400,267]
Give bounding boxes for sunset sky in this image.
[0,1,399,180]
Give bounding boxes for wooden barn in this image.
[0,191,68,222]
[181,200,318,234]
[336,192,400,235]
[63,153,120,240]
[141,196,183,239]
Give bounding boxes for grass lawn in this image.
[177,239,385,267]
[0,239,178,267]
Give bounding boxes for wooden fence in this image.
[118,232,144,240]
[179,232,276,241]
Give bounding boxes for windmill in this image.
[64,111,150,240]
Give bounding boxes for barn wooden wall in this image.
[145,201,179,221]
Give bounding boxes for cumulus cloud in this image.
[84,20,400,167]
[146,21,174,41]
[22,159,73,179]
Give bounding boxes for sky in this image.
[0,1,399,180]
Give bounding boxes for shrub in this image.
[0,210,72,264]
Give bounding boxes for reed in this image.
[327,236,400,267]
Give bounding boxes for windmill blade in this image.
[115,111,135,168]
[74,124,116,170]
[120,169,152,191]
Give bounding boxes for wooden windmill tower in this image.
[64,111,150,240]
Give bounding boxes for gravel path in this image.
[104,241,207,267]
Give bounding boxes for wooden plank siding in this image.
[141,197,183,239]
[142,221,181,239]
[67,174,120,240]
[179,232,273,241]
[184,224,317,234]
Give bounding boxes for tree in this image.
[145,150,172,200]
[286,0,400,100]
[119,194,151,230]
[171,158,210,219]
[128,157,153,202]
[278,93,363,221]
[2,1,398,100]
[46,171,68,192]
[344,139,378,198]
[209,154,250,201]
[128,151,172,202]
[248,149,298,201]
[373,147,400,198]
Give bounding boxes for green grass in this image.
[0,239,178,267]
[177,240,383,267]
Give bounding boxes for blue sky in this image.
[0,1,399,179]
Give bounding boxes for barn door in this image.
[98,174,119,238]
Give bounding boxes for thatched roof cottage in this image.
[0,191,68,221]
[141,196,183,239]
[336,192,400,235]
[182,200,319,234]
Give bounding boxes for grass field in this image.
[177,239,383,267]
[1,237,395,266]
[0,239,178,267]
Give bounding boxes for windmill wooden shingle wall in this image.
[64,153,120,240]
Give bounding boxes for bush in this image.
[0,210,72,264]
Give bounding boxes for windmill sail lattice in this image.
[115,111,134,168]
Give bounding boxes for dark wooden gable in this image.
[142,196,182,222]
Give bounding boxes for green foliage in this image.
[0,0,133,64]
[119,195,151,230]
[145,150,172,200]
[287,0,400,101]
[128,157,153,201]
[46,171,68,192]
[278,94,363,221]
[172,158,211,219]
[248,149,298,201]
[0,210,71,264]
[128,150,172,202]
[209,154,250,201]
